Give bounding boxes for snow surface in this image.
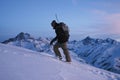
[0,43,120,80]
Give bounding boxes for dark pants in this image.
[53,42,71,62]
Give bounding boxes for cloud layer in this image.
[91,9,120,34]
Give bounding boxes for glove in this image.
[50,37,57,45]
[50,41,53,45]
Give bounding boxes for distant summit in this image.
[81,36,116,45]
[15,32,34,40]
[82,36,96,45]
[2,32,34,44]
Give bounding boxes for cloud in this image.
[91,9,107,16]
[90,9,120,34]
[104,13,120,34]
[90,1,120,9]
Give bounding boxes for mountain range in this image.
[2,32,120,74]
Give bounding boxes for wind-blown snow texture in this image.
[2,32,120,74]
[0,43,120,80]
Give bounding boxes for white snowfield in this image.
[0,43,120,80]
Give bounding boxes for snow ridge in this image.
[0,43,120,80]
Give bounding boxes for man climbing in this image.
[50,20,71,62]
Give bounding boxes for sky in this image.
[0,0,120,42]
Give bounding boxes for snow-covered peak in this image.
[81,36,96,45]
[2,32,34,44]
[105,38,116,44]
[83,36,94,41]
[0,43,120,80]
[81,36,117,45]
[2,32,51,53]
[15,32,34,40]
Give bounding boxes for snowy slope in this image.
[0,43,120,80]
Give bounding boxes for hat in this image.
[51,20,57,26]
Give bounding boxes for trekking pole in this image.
[55,14,59,23]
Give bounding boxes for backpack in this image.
[59,22,70,42]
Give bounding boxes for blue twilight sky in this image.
[1,0,120,42]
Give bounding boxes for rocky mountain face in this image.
[2,32,120,74]
[2,32,51,53]
[68,36,120,74]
